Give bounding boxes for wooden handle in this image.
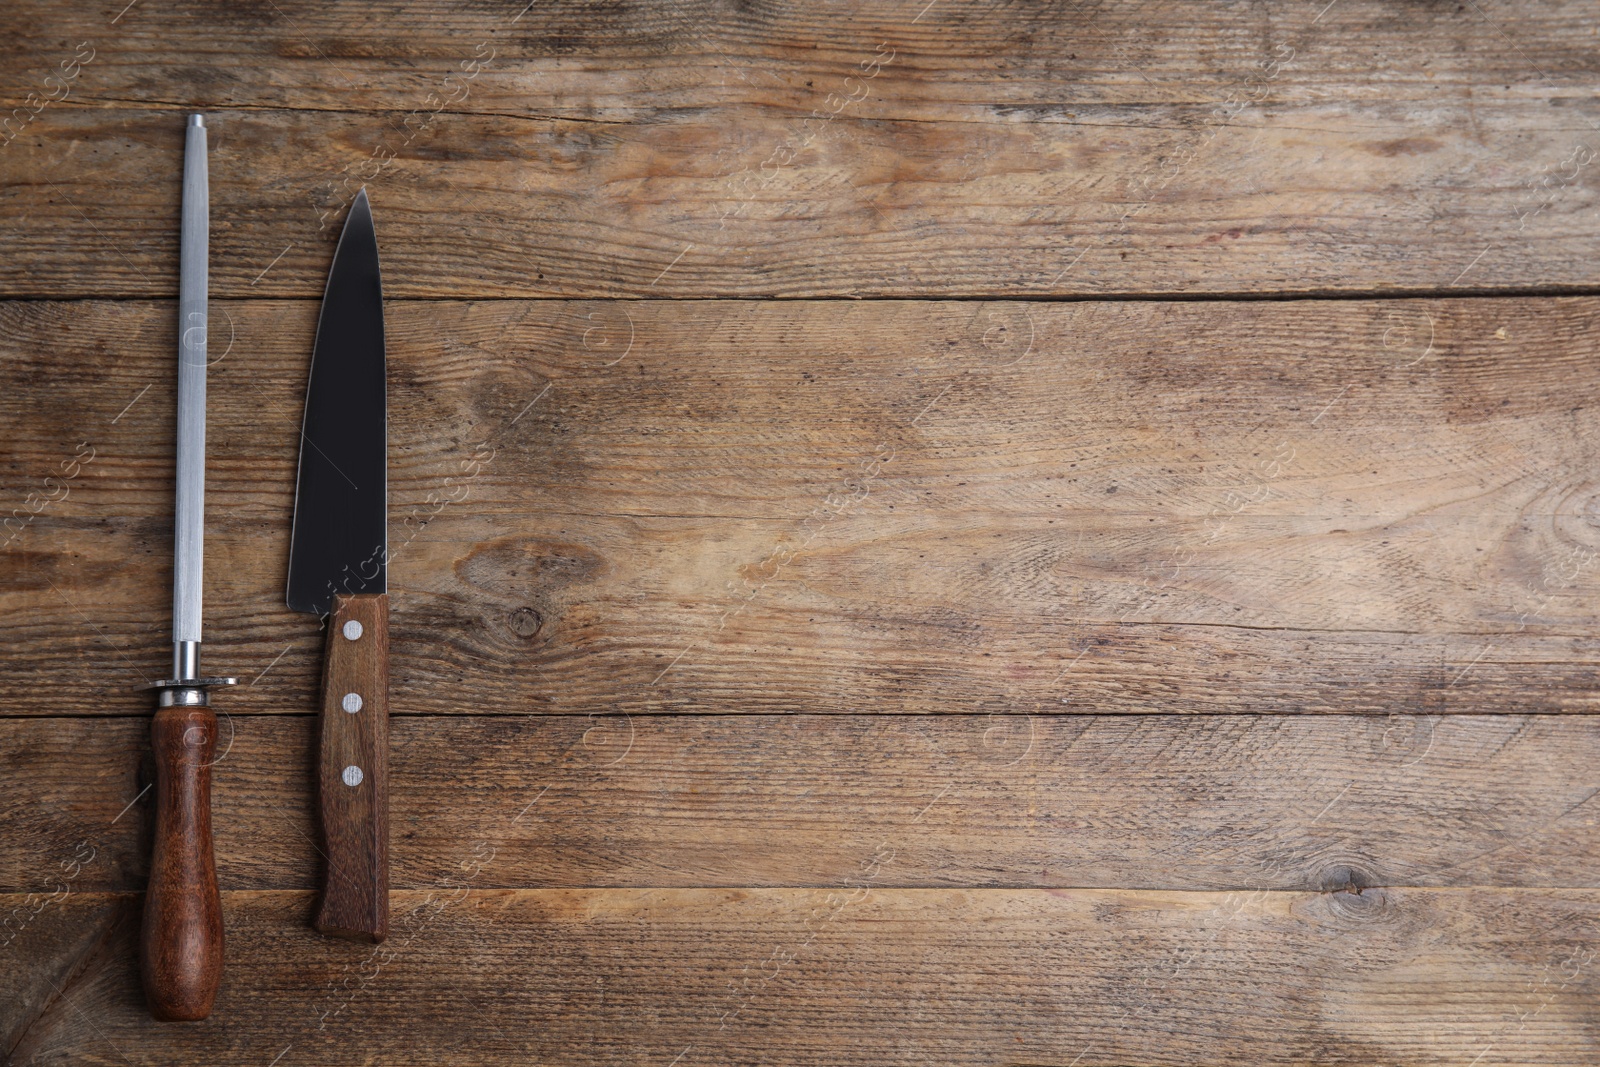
[315,593,390,942]
[141,705,224,1021]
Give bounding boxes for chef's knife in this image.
[286,187,389,942]
[140,113,235,1021]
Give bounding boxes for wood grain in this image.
[2,0,1599,297]
[4,297,1600,716]
[8,886,1600,1064]
[139,705,223,1021]
[7,713,1600,894]
[315,594,389,942]
[0,892,125,1057]
[14,0,1597,116]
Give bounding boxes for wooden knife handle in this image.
[141,705,224,1021]
[315,593,390,942]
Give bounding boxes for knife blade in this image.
[287,186,390,942]
[140,113,235,1022]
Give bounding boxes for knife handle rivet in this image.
[342,765,364,787]
[341,692,363,714]
[342,620,364,641]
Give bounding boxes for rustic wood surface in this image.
[5,297,1600,717]
[6,714,1600,893]
[8,888,1600,1065]
[4,0,1600,1062]
[3,0,1600,298]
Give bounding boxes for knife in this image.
[140,113,236,1021]
[286,187,390,942]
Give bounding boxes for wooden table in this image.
[5,1,1600,1062]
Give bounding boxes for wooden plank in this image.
[0,891,125,1059]
[13,0,1597,117]
[8,713,1600,894]
[7,887,1600,1064]
[5,296,1600,716]
[2,0,1598,297]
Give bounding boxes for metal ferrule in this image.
[158,640,210,705]
[144,676,238,706]
[173,640,201,681]
[159,686,211,708]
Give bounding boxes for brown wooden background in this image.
[5,0,1600,1063]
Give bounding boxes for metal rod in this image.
[173,114,208,644]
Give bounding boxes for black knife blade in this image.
[287,187,387,614]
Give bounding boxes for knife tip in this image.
[188,113,204,128]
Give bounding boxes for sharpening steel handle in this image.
[315,592,390,942]
[141,705,224,1021]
